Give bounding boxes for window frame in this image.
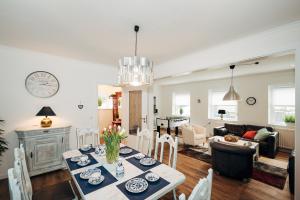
[268,84,295,126]
[208,89,238,121]
[172,92,191,117]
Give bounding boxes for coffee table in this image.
[208,136,259,160]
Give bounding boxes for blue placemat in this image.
[66,154,98,171]
[126,156,161,172]
[74,166,118,195]
[79,147,95,154]
[116,171,170,200]
[119,146,140,158]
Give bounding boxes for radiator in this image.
[275,127,295,150]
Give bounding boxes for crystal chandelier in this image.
[118,25,153,86]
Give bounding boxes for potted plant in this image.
[284,115,295,127]
[0,120,8,163]
[179,107,184,115]
[102,126,127,164]
[98,97,102,107]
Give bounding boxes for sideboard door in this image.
[30,135,63,172]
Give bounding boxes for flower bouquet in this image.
[102,125,127,164]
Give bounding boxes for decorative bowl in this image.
[145,172,160,182]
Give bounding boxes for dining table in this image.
[62,144,186,200]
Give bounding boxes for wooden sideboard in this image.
[15,125,71,176]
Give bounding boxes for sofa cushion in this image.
[224,123,246,137]
[243,130,256,139]
[254,128,271,141]
[245,124,273,132]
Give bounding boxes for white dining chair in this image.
[179,168,213,200]
[154,133,178,200]
[76,128,100,148]
[8,168,22,200]
[14,145,32,200]
[136,128,153,157]
[14,145,78,200]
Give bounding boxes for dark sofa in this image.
[211,142,256,180]
[214,123,279,158]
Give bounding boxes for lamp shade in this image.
[223,86,241,101]
[218,109,226,114]
[36,106,56,117]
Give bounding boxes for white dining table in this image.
[62,146,186,200]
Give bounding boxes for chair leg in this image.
[173,188,177,200]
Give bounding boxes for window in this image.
[208,90,238,121]
[172,93,190,116]
[268,85,295,126]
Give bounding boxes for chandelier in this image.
[118,25,153,86]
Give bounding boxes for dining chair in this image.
[8,168,22,200]
[178,168,213,200]
[14,145,32,200]
[76,128,100,148]
[15,145,78,200]
[154,132,178,200]
[136,128,153,156]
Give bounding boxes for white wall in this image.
[0,45,117,178]
[157,70,295,134]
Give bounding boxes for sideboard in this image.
[15,125,71,176]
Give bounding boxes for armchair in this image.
[181,124,207,146]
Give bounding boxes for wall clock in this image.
[246,97,256,105]
[25,71,59,98]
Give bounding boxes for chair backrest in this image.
[14,145,33,200]
[188,168,213,200]
[136,128,153,157]
[13,159,30,200]
[76,128,100,148]
[8,168,22,200]
[154,133,178,168]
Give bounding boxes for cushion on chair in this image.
[242,131,256,139]
[254,128,271,141]
[33,181,75,200]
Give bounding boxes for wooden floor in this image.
[0,149,293,200]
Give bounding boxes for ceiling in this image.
[155,53,295,85]
[0,0,300,67]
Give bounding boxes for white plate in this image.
[80,168,101,179]
[80,145,92,152]
[134,153,145,160]
[77,159,91,167]
[125,178,148,193]
[70,155,88,162]
[140,158,156,166]
[120,148,133,154]
[145,172,160,182]
[88,175,105,185]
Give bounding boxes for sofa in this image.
[211,142,256,180]
[287,150,295,194]
[214,123,279,158]
[181,124,206,146]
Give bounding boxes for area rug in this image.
[178,148,287,189]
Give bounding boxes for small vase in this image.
[105,141,120,164]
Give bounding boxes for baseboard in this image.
[0,173,8,180]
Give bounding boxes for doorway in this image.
[129,90,142,135]
[97,85,122,132]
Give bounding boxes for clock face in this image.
[246,97,256,105]
[25,71,59,98]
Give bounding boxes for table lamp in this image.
[36,106,56,127]
[218,109,226,120]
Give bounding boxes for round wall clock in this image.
[246,97,256,105]
[25,71,59,98]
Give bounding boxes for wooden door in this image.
[129,90,142,135]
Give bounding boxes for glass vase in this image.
[105,141,120,164]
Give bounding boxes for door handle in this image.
[30,152,33,158]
